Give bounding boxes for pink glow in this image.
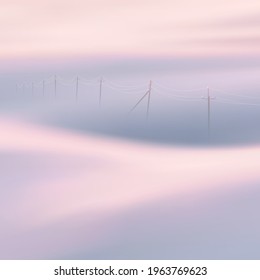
[1,0,260,59]
[0,117,259,229]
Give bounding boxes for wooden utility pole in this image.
[207,87,211,140]
[203,87,215,142]
[202,87,215,142]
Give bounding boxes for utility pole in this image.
[129,80,152,117]
[99,77,103,107]
[202,87,215,142]
[207,87,211,140]
[146,80,152,120]
[129,90,150,114]
[76,76,79,100]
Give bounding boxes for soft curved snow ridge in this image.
[0,117,260,259]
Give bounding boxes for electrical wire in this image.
[211,88,260,99]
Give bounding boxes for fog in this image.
[0,56,260,259]
[1,56,260,146]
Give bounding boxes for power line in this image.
[215,99,260,106]
[103,77,147,89]
[153,81,205,92]
[153,88,202,100]
[104,83,147,95]
[15,75,260,111]
[212,88,260,99]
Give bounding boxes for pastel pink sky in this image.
[1,0,260,59]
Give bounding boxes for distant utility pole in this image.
[207,87,211,139]
[202,87,215,142]
[76,76,79,100]
[146,80,152,120]
[99,77,103,107]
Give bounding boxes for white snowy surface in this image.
[0,117,260,259]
